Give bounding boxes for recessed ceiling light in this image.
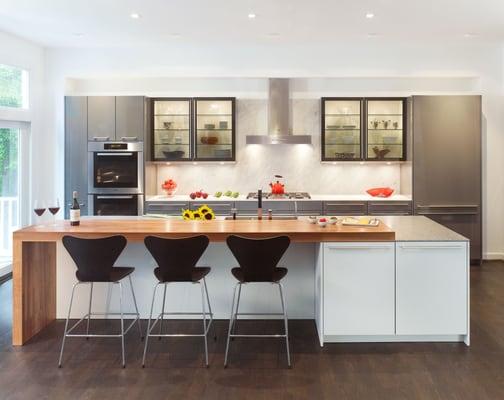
[248,13,256,19]
[130,12,141,19]
[365,12,375,19]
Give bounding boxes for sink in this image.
[224,216,298,221]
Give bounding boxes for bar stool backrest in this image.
[226,235,291,282]
[144,235,210,282]
[62,235,127,282]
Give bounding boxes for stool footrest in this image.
[229,334,287,338]
[65,313,140,338]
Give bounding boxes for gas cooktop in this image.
[246,192,311,200]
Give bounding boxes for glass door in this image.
[194,98,235,161]
[0,126,20,274]
[322,98,362,161]
[152,98,191,161]
[366,99,406,160]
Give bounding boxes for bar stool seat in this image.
[142,235,214,367]
[76,266,135,283]
[231,267,288,283]
[58,235,142,368]
[154,266,211,283]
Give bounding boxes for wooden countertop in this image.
[14,217,395,242]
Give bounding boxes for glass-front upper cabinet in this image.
[322,98,362,161]
[195,98,235,161]
[152,98,191,161]
[366,98,406,161]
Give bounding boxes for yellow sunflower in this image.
[203,209,215,220]
[182,209,194,220]
[198,205,211,215]
[193,211,202,220]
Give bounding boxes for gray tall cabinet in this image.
[65,96,146,217]
[412,95,482,264]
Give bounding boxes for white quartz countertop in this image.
[380,216,468,242]
[146,194,412,202]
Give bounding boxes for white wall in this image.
[38,41,504,259]
[0,31,48,222]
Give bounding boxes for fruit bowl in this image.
[163,187,177,197]
[161,179,178,197]
[366,187,395,198]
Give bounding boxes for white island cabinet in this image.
[316,218,470,346]
[396,241,468,339]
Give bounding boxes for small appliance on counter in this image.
[269,175,285,196]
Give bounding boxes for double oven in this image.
[88,141,144,216]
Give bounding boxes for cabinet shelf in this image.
[197,113,233,116]
[154,129,189,131]
[154,114,189,117]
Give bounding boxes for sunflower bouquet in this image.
[182,205,216,221]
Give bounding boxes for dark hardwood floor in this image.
[1,262,504,399]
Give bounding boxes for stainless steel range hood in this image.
[246,78,312,145]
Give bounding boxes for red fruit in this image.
[202,192,208,199]
[190,193,196,199]
[195,191,202,198]
[319,218,327,222]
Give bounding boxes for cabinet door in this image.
[235,201,296,215]
[191,201,233,216]
[322,98,362,161]
[65,97,88,217]
[324,201,367,215]
[396,241,468,335]
[145,201,189,215]
[296,201,324,216]
[368,201,412,215]
[88,96,115,141]
[366,98,406,161]
[194,98,235,161]
[116,96,145,141]
[323,242,395,335]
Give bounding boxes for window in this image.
[0,64,29,109]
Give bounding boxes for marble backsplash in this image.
[148,99,405,196]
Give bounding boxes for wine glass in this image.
[48,199,60,224]
[33,200,46,224]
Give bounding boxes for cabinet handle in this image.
[97,152,133,156]
[150,203,186,207]
[416,204,478,209]
[327,245,392,250]
[92,136,110,141]
[398,244,465,250]
[326,202,366,206]
[120,136,138,141]
[97,195,133,200]
[193,203,232,207]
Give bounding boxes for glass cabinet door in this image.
[195,98,235,161]
[366,99,405,160]
[152,99,191,161]
[322,99,362,161]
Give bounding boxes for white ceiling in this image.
[0,0,503,48]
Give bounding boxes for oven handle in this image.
[96,152,133,156]
[92,136,110,141]
[96,195,134,200]
[120,136,138,141]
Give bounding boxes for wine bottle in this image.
[70,191,80,226]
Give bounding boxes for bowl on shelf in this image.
[317,218,328,228]
[329,216,338,225]
[163,121,173,129]
[163,150,185,160]
[204,124,215,130]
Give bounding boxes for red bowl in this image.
[366,187,395,198]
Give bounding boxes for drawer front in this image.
[145,201,188,215]
[191,201,233,215]
[296,201,323,215]
[235,201,296,215]
[324,201,368,216]
[368,201,412,215]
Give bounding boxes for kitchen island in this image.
[12,216,469,348]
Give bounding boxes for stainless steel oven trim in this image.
[88,194,144,216]
[88,142,144,194]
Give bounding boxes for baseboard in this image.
[483,252,504,261]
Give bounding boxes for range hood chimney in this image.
[246,78,312,145]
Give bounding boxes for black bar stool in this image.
[224,235,291,368]
[142,235,213,367]
[59,235,142,368]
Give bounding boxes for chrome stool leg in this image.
[86,283,93,339]
[200,281,209,367]
[58,282,79,367]
[127,275,143,339]
[158,283,167,340]
[278,282,291,368]
[203,277,216,340]
[142,283,159,367]
[118,282,126,368]
[224,283,240,367]
[230,283,242,340]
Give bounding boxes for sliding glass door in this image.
[0,126,19,272]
